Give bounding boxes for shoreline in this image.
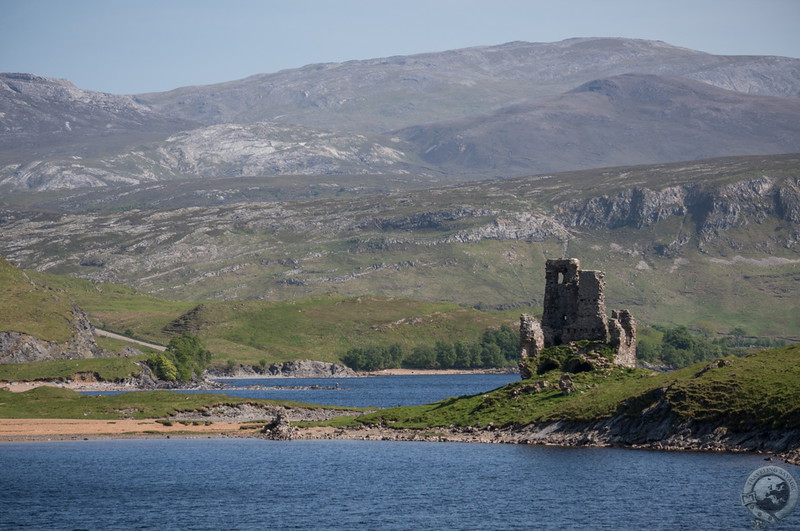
[212,368,517,378]
[2,419,798,467]
[1,418,797,468]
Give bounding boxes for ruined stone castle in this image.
[519,258,636,377]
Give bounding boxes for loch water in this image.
[3,374,799,530]
[1,439,794,530]
[213,373,520,408]
[84,373,520,408]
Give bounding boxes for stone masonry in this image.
[519,258,636,377]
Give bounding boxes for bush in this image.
[147,353,178,381]
[146,332,212,382]
[636,325,781,368]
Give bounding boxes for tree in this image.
[147,353,178,381]
[480,343,504,368]
[636,336,662,362]
[435,341,457,368]
[165,332,212,381]
[403,345,437,369]
[663,326,695,351]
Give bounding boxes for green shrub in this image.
[146,332,211,382]
[147,353,178,381]
[537,345,573,374]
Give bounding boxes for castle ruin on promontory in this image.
[519,258,636,378]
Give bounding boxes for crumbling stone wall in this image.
[609,309,637,368]
[519,258,637,375]
[519,314,545,378]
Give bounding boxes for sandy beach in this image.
[0,418,249,441]
[2,381,141,393]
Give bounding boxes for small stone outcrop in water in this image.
[261,412,295,440]
[519,258,636,378]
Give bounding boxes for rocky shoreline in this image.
[282,420,800,467]
[5,417,795,467]
[3,366,797,466]
[2,394,797,466]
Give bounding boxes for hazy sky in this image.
[1,0,799,94]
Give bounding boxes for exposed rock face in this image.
[219,359,356,378]
[266,359,356,378]
[0,305,107,363]
[554,176,800,242]
[519,258,637,374]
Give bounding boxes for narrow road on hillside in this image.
[94,329,166,351]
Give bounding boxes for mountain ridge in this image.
[3,73,800,190]
[2,38,800,191]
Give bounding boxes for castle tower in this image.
[519,258,638,374]
[541,258,608,345]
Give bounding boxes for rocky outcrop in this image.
[210,359,356,378]
[555,177,800,243]
[261,412,296,440]
[265,360,356,378]
[0,305,108,363]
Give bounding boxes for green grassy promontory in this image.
[352,344,800,430]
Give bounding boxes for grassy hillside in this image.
[24,270,195,345]
[9,267,528,366]
[0,357,144,382]
[0,257,75,343]
[353,344,800,430]
[142,295,529,366]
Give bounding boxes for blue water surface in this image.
[1,438,795,530]
[85,373,519,408]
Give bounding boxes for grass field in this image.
[0,258,75,343]
[0,357,144,382]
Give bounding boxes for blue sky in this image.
[1,0,798,94]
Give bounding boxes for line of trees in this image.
[636,325,785,368]
[341,326,520,371]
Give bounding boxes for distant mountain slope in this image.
[2,38,799,191]
[399,74,800,176]
[1,154,798,337]
[135,38,800,133]
[4,74,799,190]
[0,73,196,164]
[0,122,423,190]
